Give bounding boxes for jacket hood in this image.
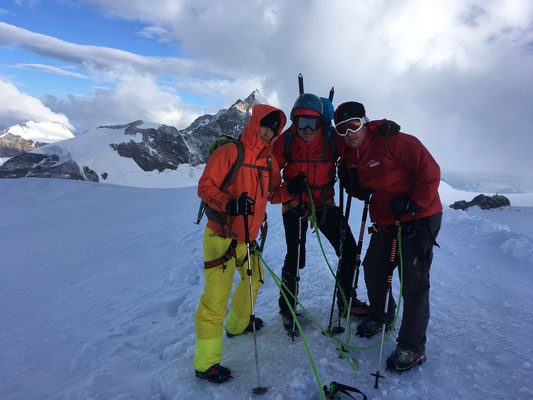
[240,104,287,151]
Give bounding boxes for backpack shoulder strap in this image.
[283,131,294,163]
[221,139,244,190]
[327,127,338,162]
[320,127,338,162]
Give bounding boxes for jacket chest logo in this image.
[368,160,380,168]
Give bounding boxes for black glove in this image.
[391,195,420,215]
[377,119,401,136]
[353,186,372,202]
[287,174,309,195]
[226,193,254,216]
[338,163,372,201]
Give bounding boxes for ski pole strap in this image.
[204,239,237,269]
[323,381,367,400]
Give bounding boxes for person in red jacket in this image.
[334,101,442,372]
[272,93,369,332]
[194,104,287,383]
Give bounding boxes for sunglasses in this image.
[334,117,369,136]
[295,116,321,131]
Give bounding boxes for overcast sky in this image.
[0,0,532,176]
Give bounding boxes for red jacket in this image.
[198,104,287,241]
[272,125,336,210]
[337,122,442,225]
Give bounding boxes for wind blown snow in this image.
[1,178,532,399]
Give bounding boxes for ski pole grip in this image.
[240,191,250,215]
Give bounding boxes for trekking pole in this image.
[326,183,342,335]
[289,188,304,341]
[341,199,369,348]
[242,192,268,395]
[327,169,356,335]
[371,216,400,389]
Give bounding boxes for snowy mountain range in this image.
[0,121,74,160]
[0,91,262,186]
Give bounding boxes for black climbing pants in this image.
[363,212,442,353]
[279,205,359,315]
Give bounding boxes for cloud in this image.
[13,0,41,6]
[14,63,88,79]
[137,26,170,42]
[43,74,203,132]
[86,0,528,175]
[0,78,72,129]
[2,0,533,175]
[0,22,234,79]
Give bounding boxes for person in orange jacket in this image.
[194,104,288,383]
[334,101,442,373]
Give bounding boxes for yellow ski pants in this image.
[193,227,263,372]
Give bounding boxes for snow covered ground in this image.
[1,177,532,400]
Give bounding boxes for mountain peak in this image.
[230,90,265,113]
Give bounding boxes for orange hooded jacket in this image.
[198,104,289,242]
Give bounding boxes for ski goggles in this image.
[334,116,369,136]
[295,116,321,131]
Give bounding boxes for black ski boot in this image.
[280,313,300,336]
[226,317,264,338]
[339,298,370,318]
[349,298,370,318]
[195,363,233,383]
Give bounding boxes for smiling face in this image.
[296,126,320,143]
[342,123,368,148]
[294,115,321,143]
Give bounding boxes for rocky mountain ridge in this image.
[0,91,262,183]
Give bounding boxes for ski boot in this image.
[281,313,300,337]
[356,317,393,338]
[195,363,233,383]
[226,317,264,338]
[386,347,426,372]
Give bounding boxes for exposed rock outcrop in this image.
[450,194,511,210]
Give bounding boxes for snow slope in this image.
[0,121,74,143]
[0,178,532,400]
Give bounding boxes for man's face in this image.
[259,125,275,143]
[341,123,368,148]
[295,116,321,143]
